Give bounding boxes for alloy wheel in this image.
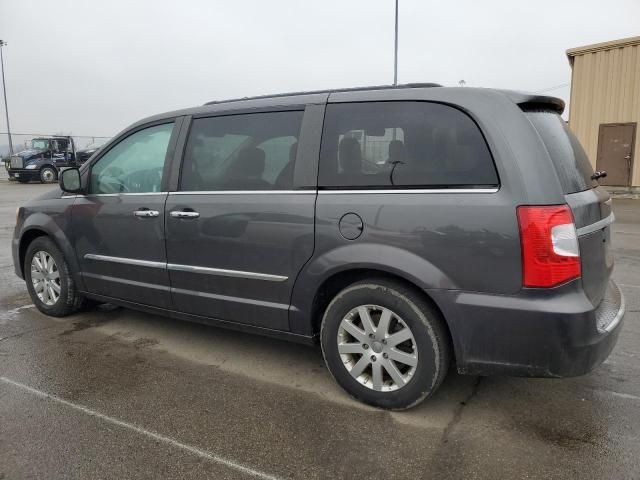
[30,250,61,306]
[337,304,418,392]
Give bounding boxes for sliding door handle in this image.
[170,210,200,219]
[134,209,160,218]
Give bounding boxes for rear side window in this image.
[180,111,303,191]
[525,111,596,193]
[319,101,498,189]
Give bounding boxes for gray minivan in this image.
[12,84,624,409]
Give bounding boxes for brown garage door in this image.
[596,123,636,186]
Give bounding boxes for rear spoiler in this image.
[497,89,565,115]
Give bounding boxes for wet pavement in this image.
[0,179,639,479]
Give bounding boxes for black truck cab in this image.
[7,136,77,184]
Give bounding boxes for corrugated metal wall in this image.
[568,43,640,186]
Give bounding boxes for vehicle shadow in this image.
[64,302,619,443]
[68,304,481,424]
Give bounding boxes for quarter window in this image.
[90,123,174,194]
[319,102,498,188]
[180,111,303,191]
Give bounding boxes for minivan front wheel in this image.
[24,236,84,317]
[321,279,450,410]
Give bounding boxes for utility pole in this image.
[0,40,13,156]
[393,0,399,86]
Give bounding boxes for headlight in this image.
[25,164,38,169]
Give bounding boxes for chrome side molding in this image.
[318,188,499,194]
[168,190,315,195]
[84,254,166,269]
[167,263,287,282]
[83,254,287,282]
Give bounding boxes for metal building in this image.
[567,36,640,189]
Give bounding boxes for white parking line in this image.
[596,389,640,402]
[0,304,36,325]
[0,376,282,480]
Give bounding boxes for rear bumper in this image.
[430,279,625,377]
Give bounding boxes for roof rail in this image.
[204,83,442,106]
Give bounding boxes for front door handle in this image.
[134,209,160,218]
[170,210,200,219]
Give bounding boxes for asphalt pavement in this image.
[1,178,639,479]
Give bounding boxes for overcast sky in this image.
[1,0,639,138]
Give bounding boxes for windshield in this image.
[31,139,50,151]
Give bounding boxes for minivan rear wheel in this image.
[24,236,85,317]
[320,279,450,410]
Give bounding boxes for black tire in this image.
[17,177,30,183]
[320,279,450,410]
[24,236,85,317]
[40,166,58,184]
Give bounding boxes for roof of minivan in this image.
[130,84,564,129]
[203,83,443,105]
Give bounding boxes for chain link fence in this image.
[1,132,111,159]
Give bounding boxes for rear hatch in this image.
[525,110,614,307]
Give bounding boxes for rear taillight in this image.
[516,205,581,288]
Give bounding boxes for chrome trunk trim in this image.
[576,213,615,236]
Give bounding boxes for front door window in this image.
[90,123,174,194]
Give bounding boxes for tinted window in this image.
[319,102,498,188]
[90,123,174,194]
[525,111,596,193]
[51,139,69,152]
[180,111,303,191]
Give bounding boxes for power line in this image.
[534,82,570,94]
[0,132,111,138]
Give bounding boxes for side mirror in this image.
[60,168,83,193]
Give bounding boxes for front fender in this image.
[16,204,84,290]
[289,242,456,335]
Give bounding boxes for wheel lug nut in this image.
[362,344,369,349]
[369,333,375,339]
[383,353,388,359]
[382,339,387,344]
[370,355,377,362]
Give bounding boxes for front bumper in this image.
[8,169,40,180]
[430,279,625,377]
